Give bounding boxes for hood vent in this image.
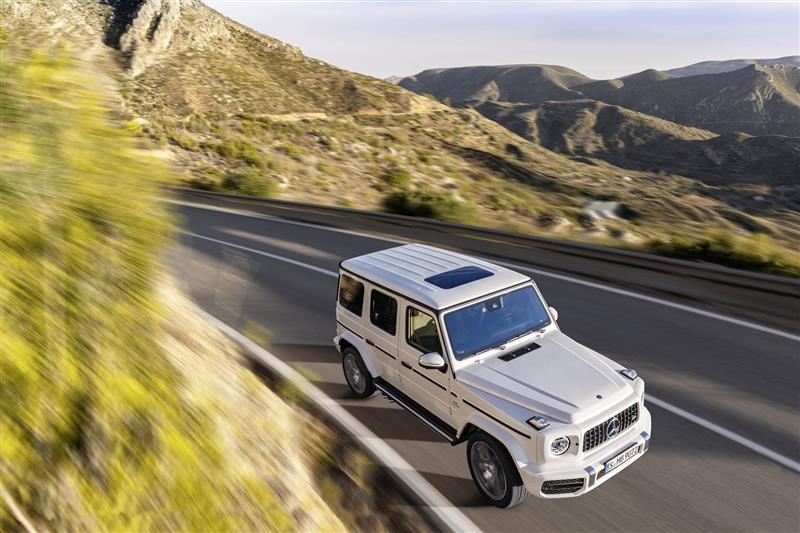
[499,342,540,362]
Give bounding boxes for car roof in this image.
[340,244,531,311]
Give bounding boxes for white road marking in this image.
[645,395,800,474]
[202,309,481,533]
[184,232,338,278]
[181,230,800,474]
[492,259,800,343]
[174,200,800,342]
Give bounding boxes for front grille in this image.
[582,403,639,452]
[541,478,584,495]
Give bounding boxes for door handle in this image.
[401,361,412,369]
[365,339,375,346]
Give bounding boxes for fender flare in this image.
[334,331,379,377]
[459,414,532,470]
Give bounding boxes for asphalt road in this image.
[168,200,800,533]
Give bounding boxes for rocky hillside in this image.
[398,63,800,137]
[4,0,799,273]
[665,56,800,78]
[579,64,800,137]
[473,99,800,185]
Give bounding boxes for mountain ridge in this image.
[665,56,800,78]
[398,61,800,137]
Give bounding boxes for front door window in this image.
[407,307,442,354]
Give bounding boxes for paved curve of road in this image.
[168,200,799,533]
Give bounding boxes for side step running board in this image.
[374,378,458,443]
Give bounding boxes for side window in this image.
[338,274,364,316]
[406,307,442,354]
[370,290,397,335]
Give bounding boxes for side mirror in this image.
[418,352,446,370]
[549,306,559,321]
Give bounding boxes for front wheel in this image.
[467,432,528,508]
[341,347,375,398]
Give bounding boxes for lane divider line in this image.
[199,309,481,533]
[174,201,800,342]
[184,232,338,278]
[645,395,800,474]
[182,231,800,475]
[490,259,800,343]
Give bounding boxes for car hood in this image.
[456,331,633,424]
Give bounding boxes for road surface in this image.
[167,198,800,533]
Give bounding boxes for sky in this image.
[206,1,800,79]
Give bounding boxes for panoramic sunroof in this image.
[425,266,493,289]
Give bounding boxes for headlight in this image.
[620,368,638,380]
[550,436,570,455]
[527,416,549,430]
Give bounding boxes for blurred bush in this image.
[647,230,800,277]
[0,45,352,531]
[380,166,412,190]
[222,168,279,197]
[383,188,478,224]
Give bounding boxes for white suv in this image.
[334,244,651,508]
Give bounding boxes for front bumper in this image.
[520,405,651,498]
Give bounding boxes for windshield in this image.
[444,286,551,361]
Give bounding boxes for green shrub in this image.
[417,149,432,164]
[383,189,478,224]
[380,166,411,189]
[213,138,267,167]
[222,169,278,197]
[170,129,200,151]
[280,142,305,160]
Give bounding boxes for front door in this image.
[399,304,451,422]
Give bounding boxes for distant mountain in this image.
[397,63,800,137]
[665,56,800,78]
[473,99,800,185]
[579,64,800,137]
[398,64,591,105]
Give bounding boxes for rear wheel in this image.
[467,432,528,508]
[342,347,374,398]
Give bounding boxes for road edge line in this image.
[199,309,482,533]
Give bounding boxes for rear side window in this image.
[407,307,442,354]
[370,290,397,335]
[338,274,364,316]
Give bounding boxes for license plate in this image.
[604,444,639,473]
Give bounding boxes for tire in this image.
[467,432,528,508]
[341,347,375,398]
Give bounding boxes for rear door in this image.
[365,287,400,384]
[398,304,451,422]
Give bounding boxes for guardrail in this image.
[169,186,800,332]
[169,187,799,294]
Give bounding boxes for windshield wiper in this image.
[470,327,544,358]
[472,342,507,357]
[503,327,539,346]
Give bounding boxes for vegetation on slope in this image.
[472,99,800,186]
[5,0,798,276]
[0,43,420,531]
